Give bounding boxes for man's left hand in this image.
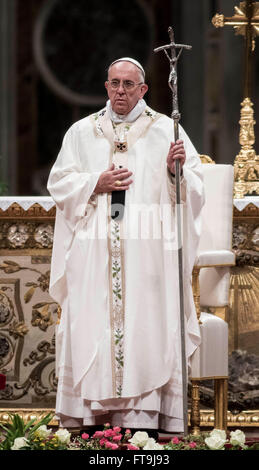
[167,140,186,175]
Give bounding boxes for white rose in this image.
[55,428,71,444]
[230,430,246,448]
[204,429,227,450]
[210,429,227,440]
[129,431,149,448]
[33,424,52,439]
[143,438,163,450]
[11,437,29,450]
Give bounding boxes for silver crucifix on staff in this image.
[154,26,192,437]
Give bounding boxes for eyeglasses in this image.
[108,79,144,91]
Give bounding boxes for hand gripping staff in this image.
[154,26,192,436]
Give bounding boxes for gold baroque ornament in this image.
[212,13,225,28]
[234,98,259,198]
[0,202,56,220]
[7,224,29,248]
[1,407,259,428]
[31,303,56,331]
[199,154,215,164]
[34,224,54,248]
[229,266,259,351]
[8,320,29,339]
[212,2,259,43]
[233,222,259,262]
[211,3,259,198]
[0,221,54,251]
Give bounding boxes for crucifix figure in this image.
[154,27,192,125]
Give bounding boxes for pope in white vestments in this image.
[47,58,205,433]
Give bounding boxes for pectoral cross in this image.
[212,0,259,98]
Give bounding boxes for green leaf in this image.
[24,417,37,432]
[27,412,53,438]
[0,423,10,433]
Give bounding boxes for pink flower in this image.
[111,443,119,450]
[93,431,104,439]
[81,433,89,440]
[104,422,110,428]
[113,434,123,442]
[100,438,108,447]
[127,444,139,450]
[189,441,197,448]
[113,426,121,433]
[172,436,180,444]
[104,429,115,438]
[105,441,113,449]
[105,441,119,450]
[125,429,131,435]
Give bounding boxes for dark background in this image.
[0,0,258,195]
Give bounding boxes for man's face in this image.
[105,61,148,115]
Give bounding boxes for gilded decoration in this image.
[233,201,259,267]
[234,98,259,198]
[0,201,57,410]
[0,202,56,220]
[0,222,54,251]
[1,407,259,429]
[212,3,259,198]
[212,2,259,46]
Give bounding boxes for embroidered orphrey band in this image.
[108,216,125,397]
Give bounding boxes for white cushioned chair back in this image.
[200,266,230,307]
[198,164,234,252]
[190,312,228,378]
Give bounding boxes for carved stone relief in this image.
[0,254,58,407]
[0,203,57,409]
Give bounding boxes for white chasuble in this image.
[47,105,205,432]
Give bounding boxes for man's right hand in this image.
[94,164,133,194]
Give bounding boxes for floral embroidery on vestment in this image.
[93,108,106,136]
[109,218,125,397]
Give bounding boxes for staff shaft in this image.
[154,26,191,436]
[174,124,188,437]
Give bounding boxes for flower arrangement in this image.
[1,414,259,451]
[69,426,164,451]
[164,428,255,450]
[0,413,69,450]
